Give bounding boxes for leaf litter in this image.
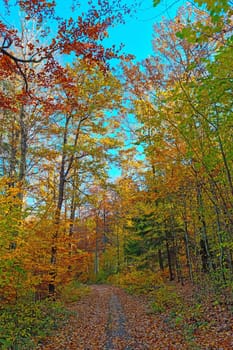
[37,284,233,349]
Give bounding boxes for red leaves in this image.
[0,0,126,106]
[0,91,18,112]
[18,0,56,20]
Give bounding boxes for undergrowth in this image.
[58,280,90,303]
[0,299,70,350]
[0,281,90,349]
[108,268,233,348]
[108,268,164,294]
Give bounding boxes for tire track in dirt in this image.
[105,293,131,350]
[37,285,187,349]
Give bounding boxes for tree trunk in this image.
[49,116,70,297]
[182,195,193,283]
[158,248,164,271]
[196,181,214,272]
[165,234,174,281]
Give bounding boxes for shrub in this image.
[0,299,69,349]
[58,280,90,303]
[150,284,182,314]
[108,268,164,295]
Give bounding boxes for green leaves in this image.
[0,300,69,349]
[176,26,197,42]
[195,0,230,15]
[153,0,161,7]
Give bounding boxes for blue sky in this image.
[103,0,187,178]
[1,0,186,62]
[56,0,187,62]
[104,0,186,61]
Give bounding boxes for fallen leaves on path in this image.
[37,284,233,349]
[37,285,109,350]
[38,285,188,349]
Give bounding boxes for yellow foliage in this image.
[58,281,90,303]
[109,268,164,294]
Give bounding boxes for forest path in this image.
[38,284,187,349]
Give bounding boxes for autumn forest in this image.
[0,0,233,349]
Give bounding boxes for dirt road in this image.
[38,285,188,349]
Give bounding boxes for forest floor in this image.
[37,284,233,350]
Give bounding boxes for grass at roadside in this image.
[0,282,90,350]
[0,299,70,349]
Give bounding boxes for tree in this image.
[122,3,233,284]
[0,0,130,95]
